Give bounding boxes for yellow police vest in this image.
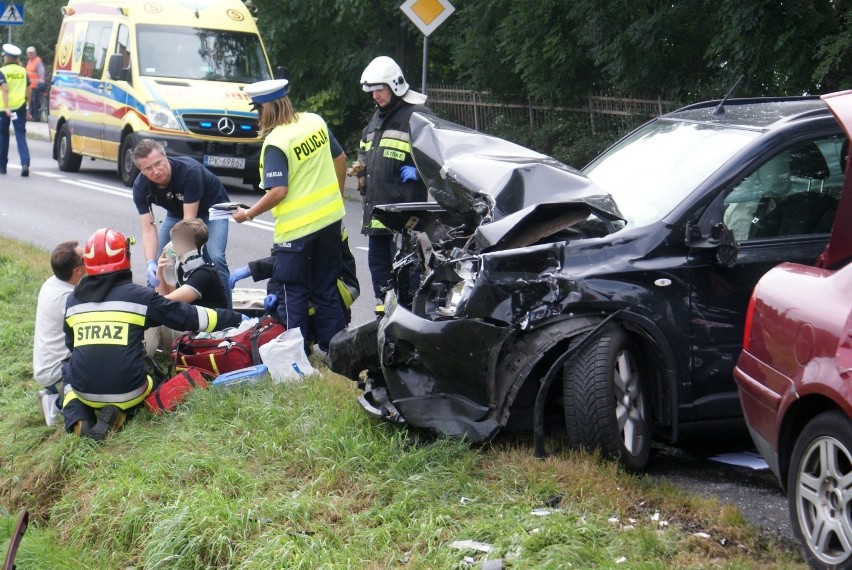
[260,112,345,244]
[0,63,27,111]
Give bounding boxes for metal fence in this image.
[425,85,678,134]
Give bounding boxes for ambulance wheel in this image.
[119,134,139,187]
[56,124,82,173]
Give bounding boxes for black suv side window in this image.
[723,135,847,242]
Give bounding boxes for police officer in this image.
[232,79,347,355]
[356,56,433,311]
[0,43,31,176]
[63,228,244,440]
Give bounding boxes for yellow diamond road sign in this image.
[401,0,455,37]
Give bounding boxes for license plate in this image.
[204,156,246,169]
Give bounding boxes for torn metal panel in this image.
[328,319,380,382]
[377,294,512,441]
[409,112,624,222]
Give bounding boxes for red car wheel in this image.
[788,410,852,570]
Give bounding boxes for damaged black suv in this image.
[330,97,847,471]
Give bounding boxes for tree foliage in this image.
[11,0,65,64]
[8,0,851,147]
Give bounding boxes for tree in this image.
[706,0,852,95]
[447,0,596,103]
[578,1,720,101]
[13,0,65,67]
[252,0,429,142]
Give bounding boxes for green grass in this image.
[0,235,805,568]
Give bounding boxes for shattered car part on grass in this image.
[331,98,844,471]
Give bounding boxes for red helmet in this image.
[83,228,132,275]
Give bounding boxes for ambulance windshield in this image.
[137,24,271,83]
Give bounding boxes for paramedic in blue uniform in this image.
[232,79,347,354]
[130,138,233,307]
[62,228,244,440]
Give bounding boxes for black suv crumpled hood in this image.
[409,113,625,249]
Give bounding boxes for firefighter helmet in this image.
[83,228,132,275]
[360,56,426,104]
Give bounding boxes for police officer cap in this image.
[2,44,22,57]
[244,79,289,104]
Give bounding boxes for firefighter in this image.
[355,56,433,311]
[63,228,245,440]
[232,79,347,355]
[0,43,31,176]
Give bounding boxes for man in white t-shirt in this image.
[33,241,85,425]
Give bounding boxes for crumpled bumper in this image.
[329,293,511,442]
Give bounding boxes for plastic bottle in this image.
[163,241,178,287]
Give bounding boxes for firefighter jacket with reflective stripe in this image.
[0,63,28,110]
[358,101,433,235]
[260,112,345,244]
[63,273,242,404]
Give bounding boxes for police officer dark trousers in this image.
[234,79,347,353]
[0,43,31,176]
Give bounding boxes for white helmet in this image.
[360,56,426,105]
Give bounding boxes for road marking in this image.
[26,167,276,233]
[59,178,132,199]
[355,246,369,251]
[240,220,273,232]
[83,180,133,193]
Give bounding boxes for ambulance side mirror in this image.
[108,54,130,82]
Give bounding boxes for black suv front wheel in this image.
[563,326,651,471]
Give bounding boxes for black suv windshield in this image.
[137,24,270,83]
[584,120,761,228]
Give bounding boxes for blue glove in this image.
[241,313,251,322]
[229,265,251,289]
[263,294,279,311]
[146,260,159,287]
[400,165,419,183]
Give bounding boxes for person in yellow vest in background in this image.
[233,79,347,356]
[25,46,46,122]
[0,43,31,176]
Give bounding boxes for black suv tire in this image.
[564,325,651,471]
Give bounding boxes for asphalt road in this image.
[1,128,798,550]
[0,133,377,327]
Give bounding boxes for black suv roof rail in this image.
[674,95,822,113]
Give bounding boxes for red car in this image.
[735,90,852,570]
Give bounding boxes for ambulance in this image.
[49,0,279,187]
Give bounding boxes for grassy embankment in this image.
[0,235,803,568]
